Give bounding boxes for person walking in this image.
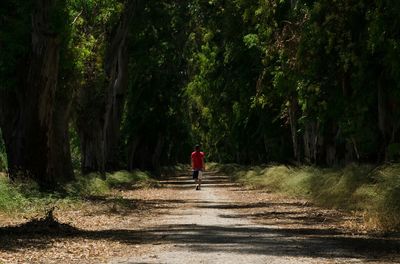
[191,144,205,190]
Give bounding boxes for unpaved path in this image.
[111,173,400,264]
[1,173,398,263]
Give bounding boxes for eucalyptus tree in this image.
[367,0,400,161]
[0,0,74,187]
[71,0,140,173]
[184,0,400,165]
[123,0,193,172]
[184,0,286,163]
[0,130,6,171]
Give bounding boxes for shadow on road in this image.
[0,219,399,261]
[159,173,235,190]
[0,173,398,262]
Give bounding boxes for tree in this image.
[0,0,74,187]
[123,0,193,173]
[72,0,139,174]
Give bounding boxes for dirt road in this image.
[111,173,400,264]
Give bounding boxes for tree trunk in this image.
[48,82,74,182]
[290,0,298,9]
[324,122,339,166]
[127,136,141,171]
[152,133,164,176]
[288,96,300,162]
[103,0,138,171]
[78,0,139,173]
[377,75,388,161]
[79,118,105,174]
[103,41,128,171]
[325,145,336,166]
[303,120,318,164]
[0,0,73,187]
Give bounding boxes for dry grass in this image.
[216,163,400,231]
[0,183,185,263]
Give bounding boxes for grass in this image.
[0,176,29,214]
[0,152,6,171]
[2,163,399,231]
[0,170,159,216]
[65,170,160,197]
[106,170,159,189]
[161,163,191,177]
[373,164,400,229]
[216,163,400,231]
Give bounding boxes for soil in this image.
[1,172,399,263]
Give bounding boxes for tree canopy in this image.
[1,0,400,187]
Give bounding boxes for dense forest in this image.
[1,0,400,188]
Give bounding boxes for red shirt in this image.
[191,151,205,170]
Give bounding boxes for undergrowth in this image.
[66,170,159,197]
[161,163,191,177]
[216,163,400,231]
[0,170,158,215]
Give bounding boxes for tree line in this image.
[1,0,399,188]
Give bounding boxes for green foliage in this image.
[0,1,32,90]
[184,0,279,163]
[182,0,400,165]
[2,0,400,194]
[122,0,194,169]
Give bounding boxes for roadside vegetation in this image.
[0,171,158,217]
[1,1,400,237]
[214,163,400,231]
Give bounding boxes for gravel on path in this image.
[111,173,400,264]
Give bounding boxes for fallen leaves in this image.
[0,186,186,263]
